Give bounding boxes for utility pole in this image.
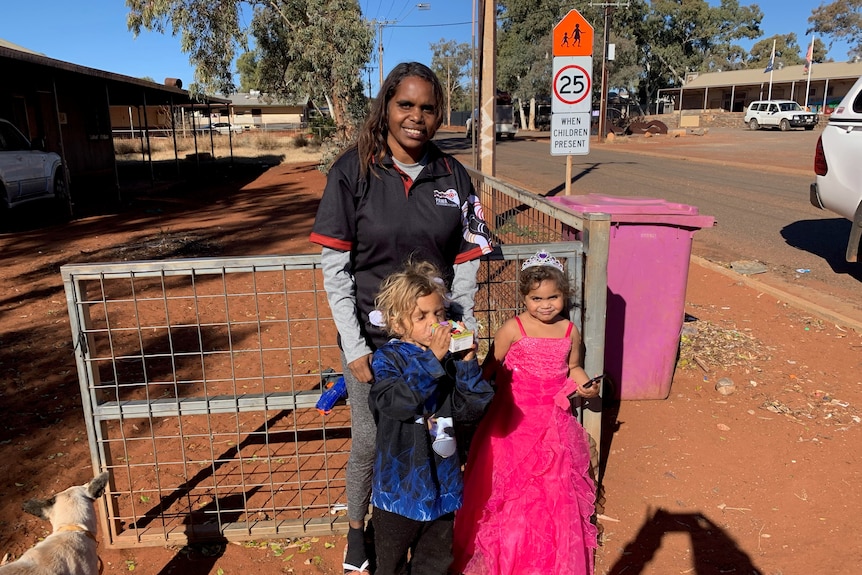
[363,66,375,99]
[594,1,629,142]
[373,19,398,90]
[471,0,478,168]
[597,5,614,142]
[479,0,496,176]
[372,5,430,92]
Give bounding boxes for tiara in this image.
[521,250,564,272]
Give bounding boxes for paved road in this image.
[437,127,862,328]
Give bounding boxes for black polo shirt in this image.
[310,144,491,349]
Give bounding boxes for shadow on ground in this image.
[781,219,862,280]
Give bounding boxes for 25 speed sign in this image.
[552,56,593,114]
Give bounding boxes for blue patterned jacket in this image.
[369,339,494,521]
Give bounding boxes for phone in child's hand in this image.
[566,374,605,416]
[582,374,605,389]
[567,374,604,402]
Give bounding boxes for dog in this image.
[0,471,109,575]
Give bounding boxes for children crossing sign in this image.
[553,9,594,57]
[551,9,594,156]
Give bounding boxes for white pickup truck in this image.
[810,75,862,263]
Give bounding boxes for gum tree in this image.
[807,0,862,59]
[430,39,471,127]
[126,0,373,139]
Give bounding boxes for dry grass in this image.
[114,131,324,165]
[677,318,772,371]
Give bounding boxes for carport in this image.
[0,44,229,214]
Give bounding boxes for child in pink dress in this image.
[452,250,600,575]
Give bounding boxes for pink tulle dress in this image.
[452,317,597,575]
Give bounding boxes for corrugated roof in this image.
[684,60,862,88]
[0,41,229,106]
[0,38,44,55]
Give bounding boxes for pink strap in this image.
[515,316,527,336]
[565,321,573,338]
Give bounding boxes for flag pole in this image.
[804,36,815,109]
[768,39,776,99]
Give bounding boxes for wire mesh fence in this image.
[61,174,610,549]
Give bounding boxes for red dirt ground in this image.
[1,143,861,575]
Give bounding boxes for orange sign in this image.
[553,9,594,57]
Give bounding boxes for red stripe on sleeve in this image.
[454,245,491,264]
[309,232,352,252]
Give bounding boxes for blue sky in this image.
[0,0,851,97]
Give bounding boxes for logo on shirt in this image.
[434,188,460,208]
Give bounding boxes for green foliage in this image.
[811,37,830,63]
[496,0,767,111]
[430,39,472,122]
[308,111,335,131]
[126,0,373,142]
[127,0,248,96]
[807,0,862,59]
[747,34,803,68]
[237,50,262,92]
[250,0,372,142]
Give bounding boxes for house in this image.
[218,91,315,130]
[657,60,862,115]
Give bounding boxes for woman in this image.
[309,61,492,575]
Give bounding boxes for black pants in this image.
[372,507,454,575]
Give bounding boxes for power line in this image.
[387,21,472,28]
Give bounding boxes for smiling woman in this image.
[309,61,492,575]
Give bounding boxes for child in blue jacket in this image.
[368,260,494,575]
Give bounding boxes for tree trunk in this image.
[529,97,536,131]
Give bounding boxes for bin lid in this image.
[548,194,715,228]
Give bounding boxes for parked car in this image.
[210,122,245,135]
[534,103,551,131]
[465,107,518,141]
[743,99,818,131]
[466,91,518,141]
[0,118,68,215]
[810,75,862,263]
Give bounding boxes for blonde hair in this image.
[374,260,448,337]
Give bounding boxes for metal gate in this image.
[61,242,600,548]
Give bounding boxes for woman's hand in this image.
[348,354,374,383]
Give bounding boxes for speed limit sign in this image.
[552,56,592,114]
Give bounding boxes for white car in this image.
[210,122,245,135]
[744,99,819,131]
[0,118,68,214]
[810,76,862,263]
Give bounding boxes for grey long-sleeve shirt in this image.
[321,247,480,365]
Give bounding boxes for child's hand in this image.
[429,322,451,361]
[454,342,477,362]
[576,375,603,399]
